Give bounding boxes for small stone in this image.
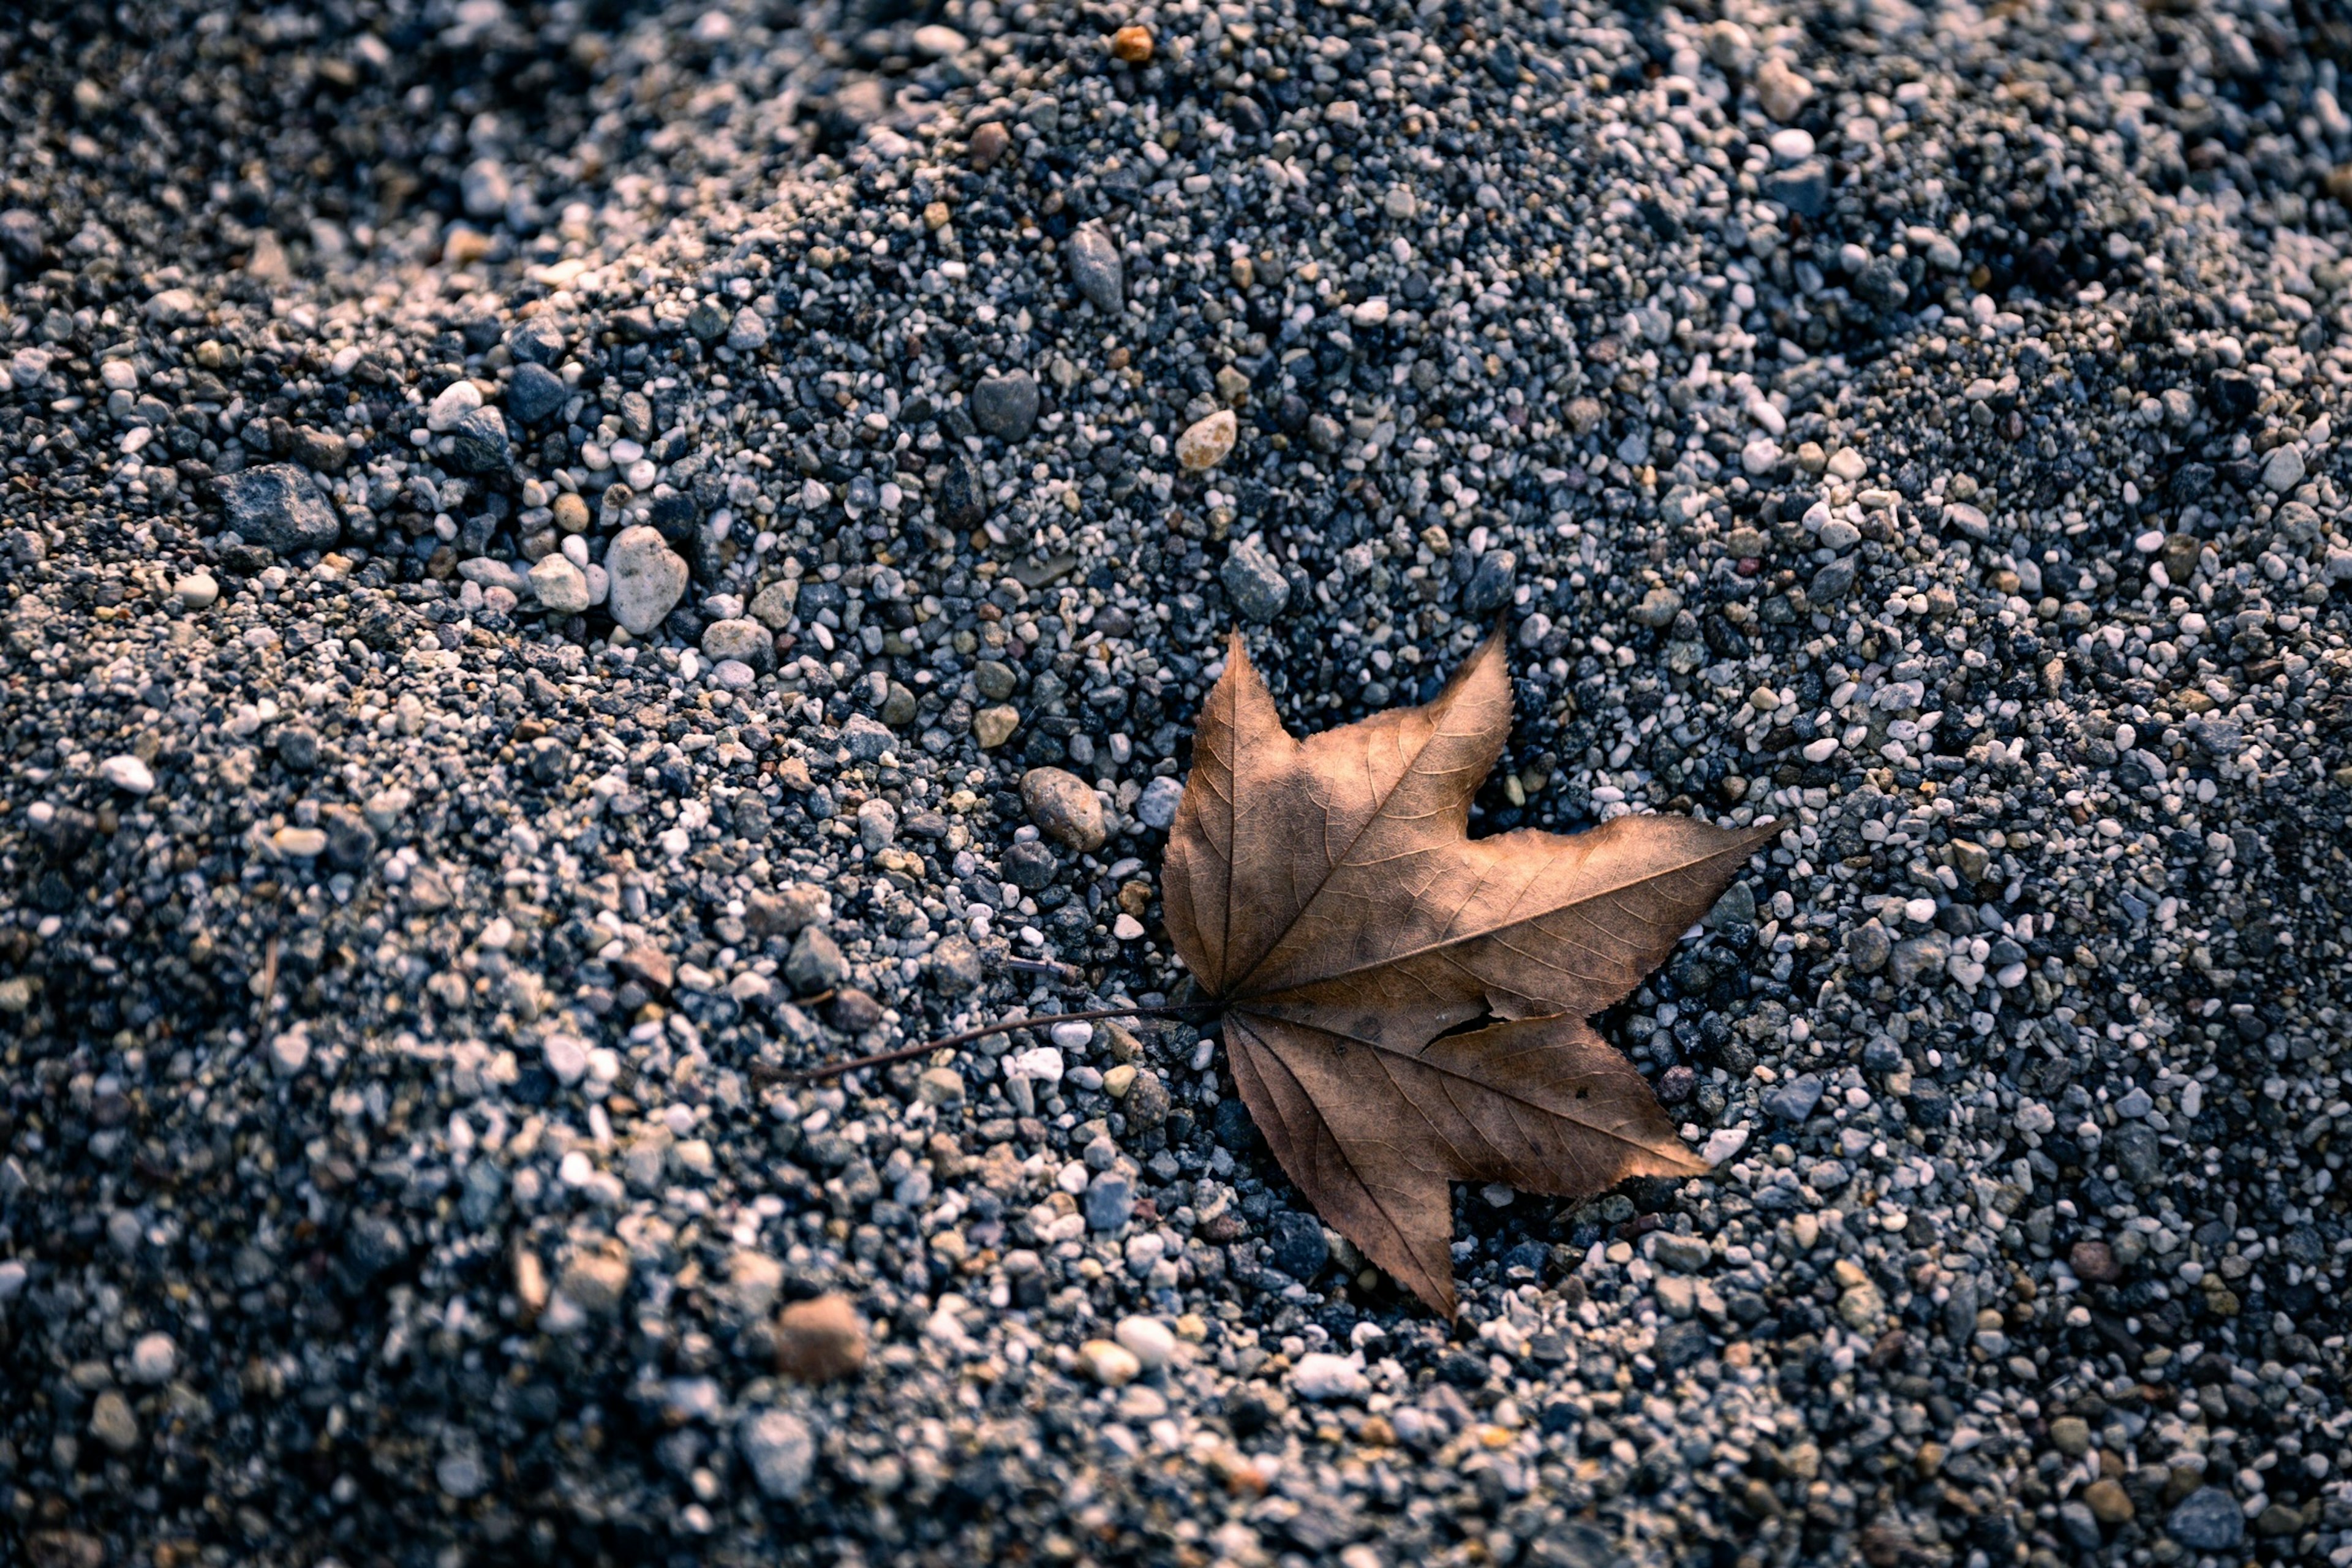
[1765,1073,1825,1121]
[437,1450,489,1499]
[1176,409,1237,470]
[2084,1479,2134,1525]
[99,755,155,795]
[1110,24,1153,62]
[968,120,1011,169]
[1080,1339,1141,1387]
[542,1034,590,1085]
[972,704,1020,748]
[912,23,968,57]
[1631,586,1683,628]
[461,157,510,219]
[2070,1238,2120,1283]
[1068,227,1125,311]
[786,927,851,992]
[528,554,591,615]
[1221,540,1291,622]
[1463,548,1517,613]
[128,1332,177,1385]
[1268,1210,1330,1279]
[776,1294,869,1383]
[605,526,690,635]
[507,361,569,425]
[1136,775,1185,829]
[1755,56,1814,121]
[750,578,798,628]
[506,318,566,364]
[557,1245,631,1316]
[701,617,775,671]
[175,571,220,610]
[1845,921,1892,973]
[89,1390,139,1453]
[927,934,984,993]
[1888,930,1952,987]
[1084,1171,1135,1231]
[727,307,770,352]
[747,884,829,938]
[1291,1352,1368,1401]
[268,1030,311,1077]
[2166,1487,2244,1551]
[2259,443,2305,492]
[737,1409,817,1501]
[840,714,895,761]
[272,826,328,858]
[1021,767,1107,851]
[446,405,511,473]
[216,463,342,552]
[1115,1315,1176,1371]
[971,370,1040,440]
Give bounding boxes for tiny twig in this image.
[1003,957,1081,979]
[778,1003,1205,1082]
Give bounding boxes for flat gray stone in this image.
[217,463,341,552]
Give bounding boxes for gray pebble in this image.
[216,464,341,553]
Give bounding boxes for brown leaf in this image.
[1165,631,1776,1316]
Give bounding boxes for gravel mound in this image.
[2,1,2349,1565]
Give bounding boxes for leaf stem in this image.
[773,1003,1208,1082]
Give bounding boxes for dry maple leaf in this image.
[1163,631,1777,1316]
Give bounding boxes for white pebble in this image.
[129,1332,178,1385]
[1006,1045,1064,1084]
[1049,1019,1096,1050]
[99,755,155,795]
[1114,1316,1177,1371]
[1289,1352,1368,1401]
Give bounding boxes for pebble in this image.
[1135,775,1186,830]
[1114,1316,1176,1371]
[89,1390,138,1454]
[775,1294,868,1384]
[99,755,154,794]
[1290,1354,1368,1402]
[173,571,219,610]
[1020,767,1107,851]
[528,554,591,615]
[214,464,341,553]
[1175,409,1237,470]
[2260,444,2305,492]
[737,1409,817,1502]
[1219,539,1290,622]
[971,704,1020,748]
[604,526,688,635]
[2166,1487,2244,1551]
[127,1332,177,1385]
[507,361,569,426]
[971,370,1040,440]
[1079,1340,1140,1387]
[1067,227,1124,311]
[1764,1074,1824,1122]
[1083,1171,1134,1231]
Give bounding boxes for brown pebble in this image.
[1021,766,1109,852]
[777,1294,869,1384]
[2084,1478,2135,1525]
[827,987,883,1033]
[2070,1238,2120,1283]
[969,120,1010,169]
[1111,25,1153,62]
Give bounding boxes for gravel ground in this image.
[3,1,2351,1565]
